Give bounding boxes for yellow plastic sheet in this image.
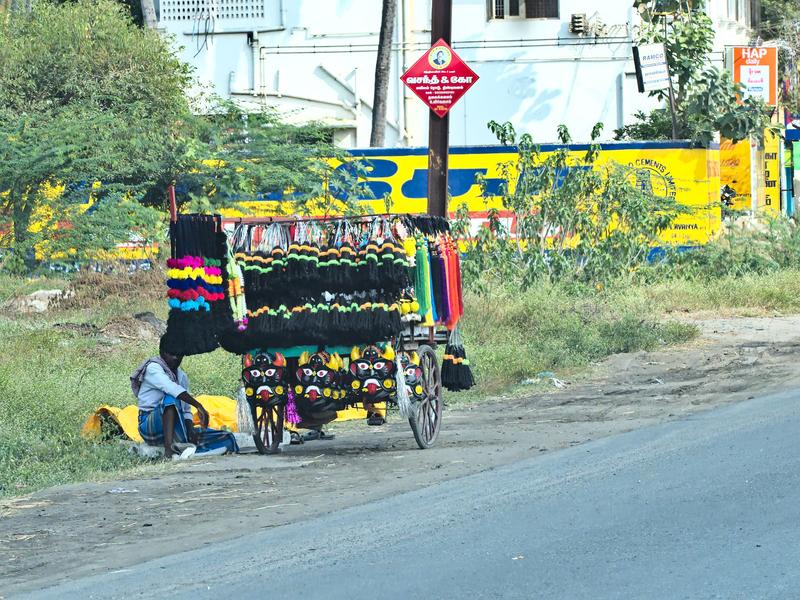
[82,395,384,441]
[82,404,144,442]
[82,394,238,442]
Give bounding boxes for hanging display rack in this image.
[161,207,473,454]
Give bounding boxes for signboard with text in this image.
[633,43,671,93]
[401,39,479,118]
[220,143,722,247]
[762,130,781,213]
[732,46,778,106]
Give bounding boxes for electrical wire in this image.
[192,1,216,58]
[254,36,634,56]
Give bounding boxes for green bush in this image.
[646,217,800,280]
[455,122,684,290]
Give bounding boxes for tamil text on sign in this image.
[401,39,479,118]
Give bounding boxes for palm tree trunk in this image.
[370,0,398,147]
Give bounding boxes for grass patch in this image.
[456,267,800,403]
[0,272,240,497]
[642,269,800,314]
[0,320,241,496]
[5,265,799,497]
[457,281,698,399]
[0,273,67,304]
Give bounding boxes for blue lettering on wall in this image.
[258,190,285,201]
[331,159,398,201]
[400,168,505,199]
[171,155,593,204]
[515,166,591,194]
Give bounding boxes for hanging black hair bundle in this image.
[170,213,223,258]
[220,295,403,350]
[162,311,219,356]
[441,326,475,392]
[405,215,450,236]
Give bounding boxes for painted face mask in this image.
[294,351,345,412]
[399,351,424,401]
[242,352,287,408]
[349,345,396,400]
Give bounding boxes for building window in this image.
[726,0,753,24]
[489,0,559,19]
[750,0,760,29]
[738,0,750,26]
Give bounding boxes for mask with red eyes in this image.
[241,352,287,407]
[294,351,345,412]
[399,351,424,401]
[349,345,396,400]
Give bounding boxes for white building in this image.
[156,0,759,146]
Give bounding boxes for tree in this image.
[177,100,369,217]
[459,121,683,287]
[617,2,772,145]
[760,0,800,113]
[370,0,397,147]
[0,0,370,272]
[761,0,800,40]
[0,0,190,271]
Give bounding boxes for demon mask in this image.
[242,352,287,407]
[294,351,345,412]
[349,345,396,400]
[399,351,424,401]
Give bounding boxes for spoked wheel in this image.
[409,344,442,449]
[250,401,284,455]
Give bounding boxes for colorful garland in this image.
[161,214,234,357]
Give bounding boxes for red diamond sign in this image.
[401,39,479,118]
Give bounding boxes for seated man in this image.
[131,337,238,459]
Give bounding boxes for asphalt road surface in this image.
[19,390,800,600]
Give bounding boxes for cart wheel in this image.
[250,401,284,455]
[409,344,442,449]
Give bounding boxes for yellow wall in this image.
[1,182,158,261]
[227,143,722,246]
[12,143,724,261]
[720,132,782,215]
[720,138,753,211]
[761,130,781,214]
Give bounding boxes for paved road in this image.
[20,390,800,599]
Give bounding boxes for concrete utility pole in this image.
[427,0,452,218]
[140,0,158,29]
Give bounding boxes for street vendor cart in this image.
[160,212,474,454]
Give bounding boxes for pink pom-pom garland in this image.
[166,256,205,270]
[167,288,226,302]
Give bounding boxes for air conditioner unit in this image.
[570,13,588,35]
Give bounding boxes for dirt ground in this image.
[3,314,800,596]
